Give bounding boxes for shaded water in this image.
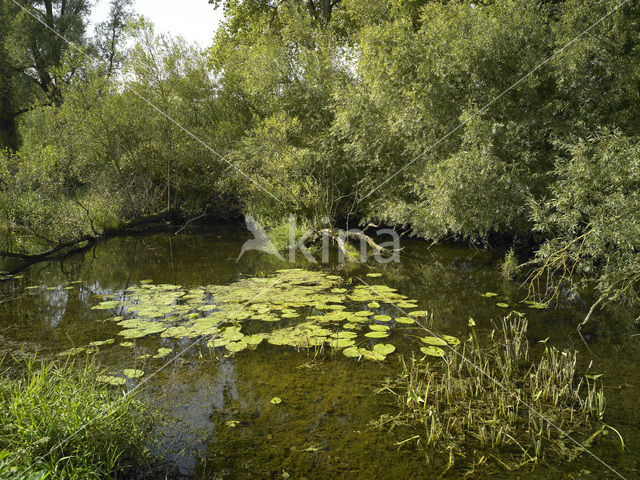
[0,227,638,479]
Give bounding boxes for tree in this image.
[94,0,135,77]
[0,0,92,150]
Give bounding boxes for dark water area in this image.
[0,227,638,479]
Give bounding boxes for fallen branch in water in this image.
[0,210,177,261]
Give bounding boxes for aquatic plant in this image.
[377,315,621,474]
[87,269,458,363]
[0,357,152,479]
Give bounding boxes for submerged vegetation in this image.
[378,316,623,475]
[0,357,152,479]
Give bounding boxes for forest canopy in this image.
[1,0,639,319]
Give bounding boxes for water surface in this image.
[0,227,638,479]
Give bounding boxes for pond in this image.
[0,227,638,479]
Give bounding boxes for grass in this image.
[0,356,153,479]
[377,315,623,474]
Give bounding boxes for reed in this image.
[379,315,621,472]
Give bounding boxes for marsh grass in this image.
[378,315,622,473]
[0,356,153,479]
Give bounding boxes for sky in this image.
[91,0,224,47]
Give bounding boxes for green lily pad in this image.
[245,334,267,345]
[153,347,173,359]
[482,292,498,297]
[394,316,415,324]
[365,331,389,338]
[369,324,390,331]
[496,302,510,308]
[123,369,144,379]
[367,301,380,309]
[97,375,126,386]
[420,346,445,357]
[396,302,418,308]
[441,335,460,346]
[343,346,362,358]
[420,336,448,346]
[88,339,115,347]
[524,301,548,309]
[271,397,282,405]
[373,314,392,322]
[328,338,356,348]
[373,344,395,355]
[366,273,383,278]
[226,341,248,353]
[331,331,358,339]
[91,301,121,310]
[343,346,386,361]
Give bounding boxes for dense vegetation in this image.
[0,358,152,479]
[1,0,639,320]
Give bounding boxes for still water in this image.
[0,227,638,479]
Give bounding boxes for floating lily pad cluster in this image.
[88,269,458,362]
[480,292,548,310]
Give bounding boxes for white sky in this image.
[91,0,224,47]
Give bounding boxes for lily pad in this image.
[328,338,356,348]
[153,347,173,359]
[88,339,115,347]
[365,331,389,338]
[97,375,126,386]
[482,292,498,298]
[366,273,383,278]
[271,397,282,405]
[226,341,248,353]
[420,336,448,346]
[373,314,392,322]
[394,316,415,324]
[123,369,144,379]
[420,346,445,357]
[343,346,362,358]
[369,324,390,332]
[91,301,121,310]
[441,335,460,346]
[373,344,396,355]
[496,302,510,308]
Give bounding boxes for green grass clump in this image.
[0,357,152,479]
[378,315,623,475]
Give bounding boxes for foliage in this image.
[530,130,640,312]
[0,0,93,150]
[0,357,152,479]
[2,0,640,314]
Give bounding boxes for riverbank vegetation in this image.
[0,357,153,479]
[1,0,639,321]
